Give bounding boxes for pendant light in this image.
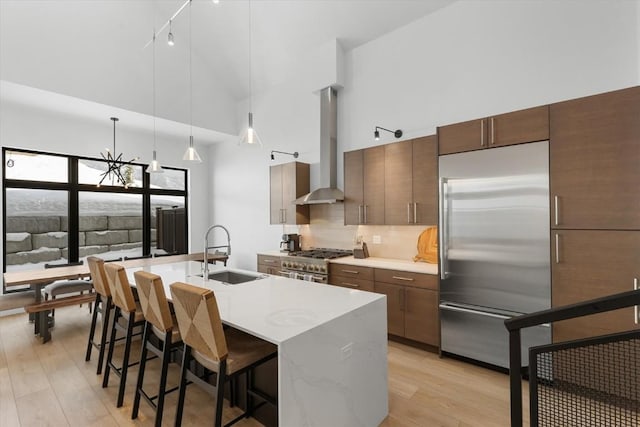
[183,0,202,162]
[238,0,262,147]
[146,28,164,174]
[98,117,139,188]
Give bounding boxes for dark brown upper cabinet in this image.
[269,161,310,225]
[384,136,437,225]
[344,146,385,225]
[550,86,640,230]
[438,105,549,155]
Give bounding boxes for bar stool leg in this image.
[96,298,113,375]
[155,331,173,427]
[85,293,101,362]
[116,314,136,408]
[214,360,227,427]
[132,322,151,420]
[102,306,120,388]
[174,345,191,427]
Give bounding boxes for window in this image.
[3,148,188,274]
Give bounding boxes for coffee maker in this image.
[280,234,300,252]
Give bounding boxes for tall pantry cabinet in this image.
[550,86,640,342]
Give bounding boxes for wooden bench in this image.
[0,290,36,312]
[25,293,96,343]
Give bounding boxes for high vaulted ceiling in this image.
[0,0,455,137]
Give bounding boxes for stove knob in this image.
[320,265,326,273]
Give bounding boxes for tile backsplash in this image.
[284,204,434,261]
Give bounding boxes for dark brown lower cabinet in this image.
[551,229,640,342]
[257,255,281,275]
[373,282,405,336]
[373,274,439,347]
[405,287,439,345]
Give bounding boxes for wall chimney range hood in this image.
[295,87,344,205]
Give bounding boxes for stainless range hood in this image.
[294,87,344,205]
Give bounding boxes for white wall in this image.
[0,99,211,272]
[211,0,640,268]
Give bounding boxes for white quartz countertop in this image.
[126,261,384,345]
[258,250,439,275]
[330,255,439,275]
[257,249,287,257]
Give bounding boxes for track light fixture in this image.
[270,150,299,160]
[167,20,175,46]
[374,126,403,141]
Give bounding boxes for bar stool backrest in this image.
[170,282,228,362]
[104,264,136,313]
[87,256,110,297]
[134,271,172,332]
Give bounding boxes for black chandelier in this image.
[98,117,139,188]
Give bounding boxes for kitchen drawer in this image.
[257,254,281,266]
[374,268,437,290]
[329,264,374,280]
[329,276,374,292]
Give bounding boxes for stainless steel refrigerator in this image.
[439,141,551,368]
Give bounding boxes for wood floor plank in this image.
[0,367,21,427]
[15,387,69,427]
[1,306,533,427]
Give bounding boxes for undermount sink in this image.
[199,270,266,285]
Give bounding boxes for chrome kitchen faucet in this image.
[203,225,231,279]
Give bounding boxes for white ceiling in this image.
[0,0,455,136]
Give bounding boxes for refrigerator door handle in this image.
[439,302,511,320]
[439,178,449,280]
[440,303,552,327]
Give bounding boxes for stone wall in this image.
[5,215,156,265]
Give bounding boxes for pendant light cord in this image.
[189,0,193,134]
[152,24,157,153]
[249,0,252,114]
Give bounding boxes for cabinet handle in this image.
[364,205,368,224]
[480,119,485,147]
[555,233,560,264]
[490,117,495,145]
[263,259,276,264]
[282,209,287,223]
[407,202,412,223]
[342,282,360,288]
[392,276,414,282]
[554,196,559,226]
[413,202,418,224]
[399,288,405,312]
[634,278,638,325]
[342,269,359,274]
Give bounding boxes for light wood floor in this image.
[0,306,528,426]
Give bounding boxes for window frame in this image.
[2,147,189,272]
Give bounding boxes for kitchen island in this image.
[127,261,388,427]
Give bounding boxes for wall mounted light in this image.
[270,150,299,160]
[374,126,403,141]
[167,20,175,46]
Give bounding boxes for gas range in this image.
[280,248,353,283]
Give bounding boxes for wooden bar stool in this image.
[170,282,278,427]
[131,271,182,426]
[85,256,114,375]
[102,263,146,408]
